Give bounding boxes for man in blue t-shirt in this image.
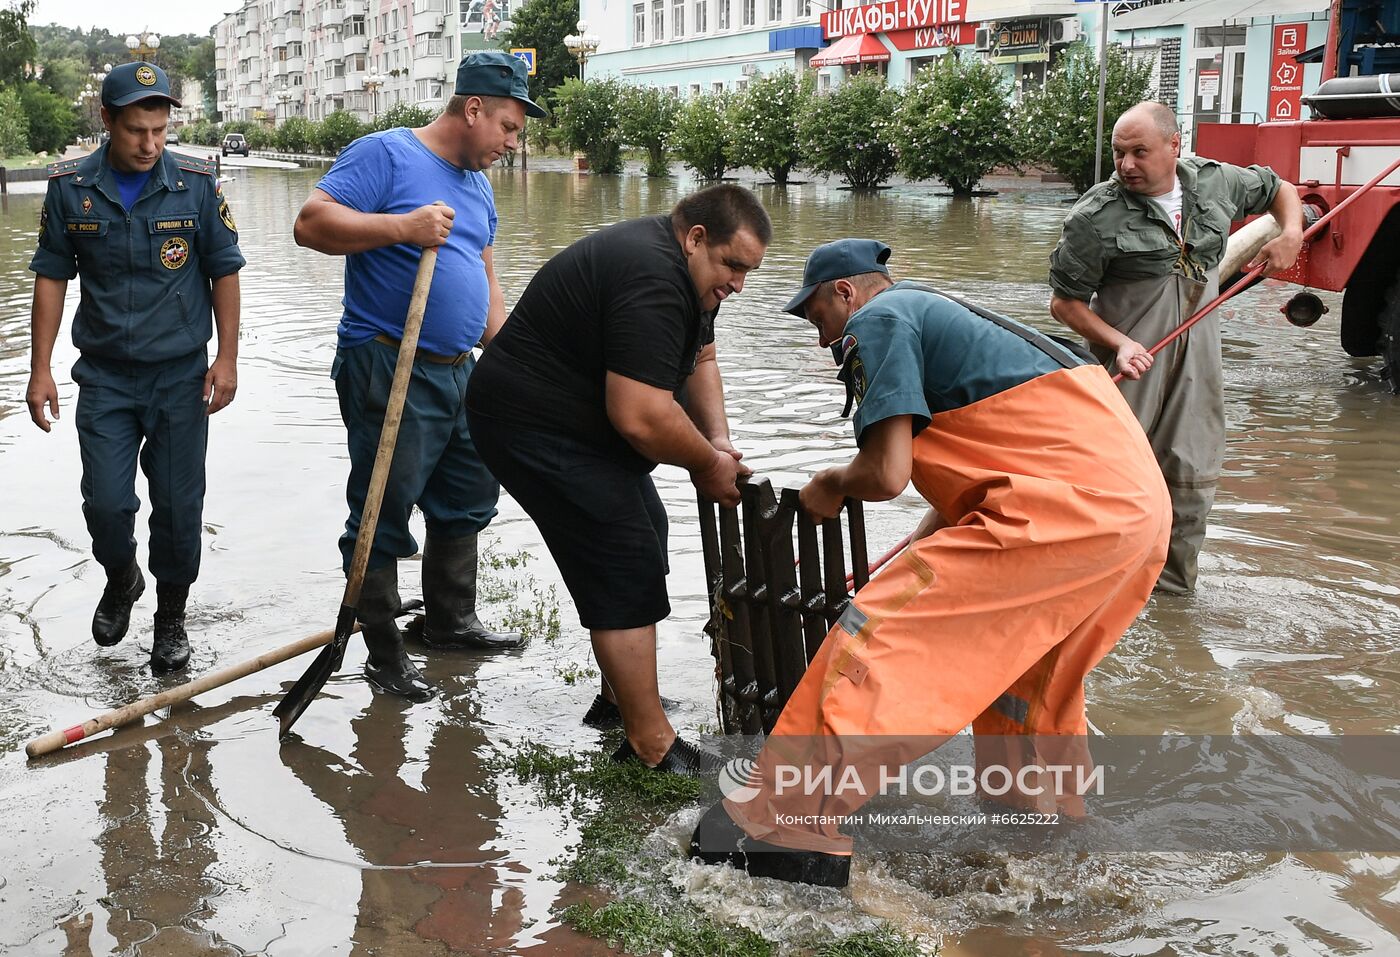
[294,51,546,701]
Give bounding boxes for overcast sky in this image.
[30,0,229,38]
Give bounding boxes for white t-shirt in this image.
[1148,178,1184,235]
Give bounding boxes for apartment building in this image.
[216,0,522,124]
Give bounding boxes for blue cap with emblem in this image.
[784,239,892,317]
[102,61,182,109]
[454,51,547,118]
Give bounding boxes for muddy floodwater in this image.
[1,158,1398,956]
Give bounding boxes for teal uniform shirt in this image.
[842,282,1072,444]
[29,144,246,364]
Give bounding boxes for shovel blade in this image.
[272,640,342,738]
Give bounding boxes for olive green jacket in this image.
[1048,157,1281,303]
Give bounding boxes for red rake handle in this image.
[1112,154,1400,384]
[845,532,914,587]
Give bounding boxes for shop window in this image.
[1193,26,1246,48]
[634,2,646,41]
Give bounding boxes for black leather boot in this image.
[414,533,523,651]
[360,564,437,702]
[151,583,191,674]
[92,559,145,647]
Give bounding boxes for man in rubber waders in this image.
[466,185,769,777]
[293,52,546,701]
[1049,101,1304,594]
[25,62,244,674]
[689,239,1171,887]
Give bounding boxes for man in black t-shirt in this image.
[468,184,771,776]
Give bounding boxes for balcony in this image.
[324,75,347,95]
[344,33,367,55]
[286,25,303,43]
[321,4,346,26]
[412,9,445,35]
[286,55,305,72]
[324,40,344,59]
[345,67,366,90]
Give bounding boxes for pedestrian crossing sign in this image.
[510,48,537,76]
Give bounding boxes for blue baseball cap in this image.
[102,61,181,109]
[784,239,892,317]
[454,51,547,118]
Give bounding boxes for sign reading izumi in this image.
[822,0,968,39]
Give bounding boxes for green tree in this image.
[551,77,623,173]
[895,55,1018,196]
[0,85,29,157]
[730,69,813,187]
[0,0,37,86]
[316,110,369,153]
[276,115,319,152]
[372,101,437,131]
[799,70,901,189]
[619,84,678,177]
[183,37,217,116]
[672,92,731,182]
[1017,43,1155,194]
[499,0,579,104]
[37,56,86,101]
[18,81,75,154]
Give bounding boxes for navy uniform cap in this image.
[454,51,548,118]
[784,239,892,317]
[103,61,182,109]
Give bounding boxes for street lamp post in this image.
[364,72,386,123]
[125,32,161,63]
[563,20,600,83]
[276,89,292,125]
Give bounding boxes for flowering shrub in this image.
[553,77,625,173]
[620,85,681,177]
[672,91,733,181]
[729,69,814,186]
[799,70,901,189]
[895,55,1017,196]
[1018,43,1156,193]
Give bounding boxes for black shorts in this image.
[467,410,670,630]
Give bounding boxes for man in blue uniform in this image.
[293,52,545,701]
[25,62,245,674]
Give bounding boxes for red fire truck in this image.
[1195,0,1400,391]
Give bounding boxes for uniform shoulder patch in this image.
[47,159,80,178]
[175,155,218,176]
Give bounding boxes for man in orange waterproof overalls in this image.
[690,239,1171,887]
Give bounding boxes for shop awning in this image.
[811,33,893,67]
[1113,0,1328,30]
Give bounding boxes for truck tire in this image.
[1382,272,1400,393]
[1340,211,1400,357]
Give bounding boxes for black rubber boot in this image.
[414,533,523,651]
[360,564,437,702]
[150,583,190,674]
[582,693,680,730]
[92,559,145,647]
[689,801,852,888]
[612,735,726,778]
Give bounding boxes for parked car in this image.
[222,133,250,157]
[165,130,180,145]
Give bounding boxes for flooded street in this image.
[1,161,1398,955]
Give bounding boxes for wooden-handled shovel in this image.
[273,237,441,738]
